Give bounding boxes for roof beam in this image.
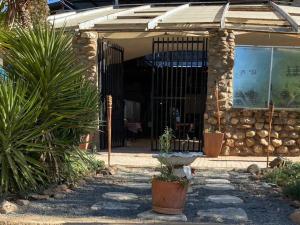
[220,2,230,29]
[147,3,190,30]
[270,1,298,32]
[79,5,151,29]
[49,6,113,28]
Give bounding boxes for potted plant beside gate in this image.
[204,84,224,157]
[152,127,201,214]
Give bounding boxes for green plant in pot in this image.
[152,127,189,215]
[204,84,224,158]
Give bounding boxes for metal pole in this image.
[215,82,221,132]
[107,95,112,167]
[267,101,274,168]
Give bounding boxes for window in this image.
[271,48,300,108]
[233,46,300,109]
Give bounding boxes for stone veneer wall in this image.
[205,29,300,156]
[72,31,98,82]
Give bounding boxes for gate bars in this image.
[98,40,125,149]
[151,37,208,152]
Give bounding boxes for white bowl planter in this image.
[152,152,203,179]
[153,152,203,166]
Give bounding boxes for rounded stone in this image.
[253,145,263,154]
[285,140,296,146]
[277,146,289,154]
[246,138,255,147]
[260,138,269,146]
[255,123,264,130]
[231,118,239,125]
[274,125,282,132]
[138,210,187,222]
[102,192,139,201]
[205,195,243,204]
[91,201,140,210]
[257,130,268,138]
[270,131,279,138]
[272,139,282,147]
[246,131,256,138]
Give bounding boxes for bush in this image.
[264,162,300,200]
[0,24,101,194]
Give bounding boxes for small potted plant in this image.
[152,127,201,215]
[204,84,224,158]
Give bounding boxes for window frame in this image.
[233,45,300,111]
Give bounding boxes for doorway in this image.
[98,36,208,152]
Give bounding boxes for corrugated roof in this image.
[48,2,300,33]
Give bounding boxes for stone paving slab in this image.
[205,195,243,204]
[197,207,248,223]
[91,201,140,210]
[201,184,235,191]
[137,210,188,222]
[102,192,139,201]
[205,179,231,184]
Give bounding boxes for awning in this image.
[48,2,300,34]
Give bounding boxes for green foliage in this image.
[159,127,174,153]
[0,24,100,194]
[60,150,104,184]
[0,80,47,193]
[155,165,188,186]
[264,162,300,200]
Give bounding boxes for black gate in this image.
[151,37,208,152]
[98,40,125,149]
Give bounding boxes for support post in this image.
[267,101,274,168]
[107,95,112,167]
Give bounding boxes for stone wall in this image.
[205,29,300,156]
[72,31,98,82]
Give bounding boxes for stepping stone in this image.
[205,195,243,204]
[137,210,187,222]
[202,184,235,191]
[91,201,140,210]
[197,207,248,223]
[205,179,230,184]
[102,192,138,201]
[123,183,151,189]
[196,171,230,179]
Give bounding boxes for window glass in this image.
[233,47,272,108]
[271,48,300,108]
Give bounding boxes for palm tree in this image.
[1,0,49,27]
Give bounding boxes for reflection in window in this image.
[233,46,300,109]
[233,47,271,108]
[271,48,300,108]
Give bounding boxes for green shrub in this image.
[264,162,300,200]
[60,150,104,184]
[283,179,300,200]
[0,24,100,194]
[264,162,300,186]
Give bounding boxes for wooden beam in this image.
[270,1,298,32]
[147,3,190,30]
[79,5,151,29]
[220,3,230,29]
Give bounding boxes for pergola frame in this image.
[49,1,300,34]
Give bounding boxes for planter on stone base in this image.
[152,178,188,215]
[204,132,224,158]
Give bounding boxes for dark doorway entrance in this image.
[98,40,125,149]
[151,37,208,152]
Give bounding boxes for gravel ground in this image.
[16,167,295,225]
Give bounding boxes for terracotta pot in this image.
[204,132,224,158]
[79,134,91,150]
[152,178,188,215]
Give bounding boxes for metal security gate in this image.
[98,40,125,149]
[151,37,208,152]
